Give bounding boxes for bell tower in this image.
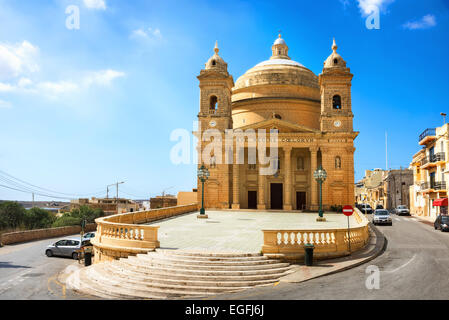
[319,39,354,133]
[197,42,234,209]
[197,41,234,132]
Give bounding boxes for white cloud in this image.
[356,0,394,16]
[83,69,126,87]
[0,99,12,108]
[83,0,106,10]
[0,41,39,81]
[130,27,163,40]
[402,14,437,30]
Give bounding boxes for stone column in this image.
[309,146,319,211]
[258,172,266,210]
[232,164,240,209]
[283,147,293,210]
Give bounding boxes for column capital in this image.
[309,146,319,153]
[283,146,293,153]
[345,146,356,154]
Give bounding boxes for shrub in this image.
[52,216,81,228]
[25,207,55,229]
[0,202,26,230]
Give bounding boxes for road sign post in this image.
[343,205,354,254]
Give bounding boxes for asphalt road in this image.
[1,215,448,300]
[0,234,88,300]
[211,215,449,300]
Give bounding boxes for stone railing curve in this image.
[91,203,199,262]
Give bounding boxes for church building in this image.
[197,34,358,211]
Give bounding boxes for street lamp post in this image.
[314,165,327,222]
[197,164,210,219]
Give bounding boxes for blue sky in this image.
[0,0,448,201]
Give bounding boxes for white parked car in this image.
[373,209,392,226]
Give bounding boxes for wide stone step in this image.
[138,253,280,266]
[111,260,291,281]
[126,255,290,271]
[68,268,154,300]
[103,263,281,287]
[81,269,186,299]
[156,249,262,258]
[118,258,293,277]
[89,265,247,296]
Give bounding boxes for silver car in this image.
[373,209,393,226]
[395,205,410,216]
[45,238,90,259]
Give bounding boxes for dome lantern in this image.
[270,33,290,60]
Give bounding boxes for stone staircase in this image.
[66,249,295,299]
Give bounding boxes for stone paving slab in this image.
[146,210,360,253]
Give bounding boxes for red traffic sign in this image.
[342,205,354,217]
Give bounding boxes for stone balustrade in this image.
[91,203,199,262]
[262,209,370,261]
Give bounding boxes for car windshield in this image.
[375,210,389,215]
[441,216,449,223]
[397,206,407,209]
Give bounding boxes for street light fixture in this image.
[314,165,327,222]
[197,164,210,219]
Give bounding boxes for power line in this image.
[0,169,105,198]
[0,184,73,200]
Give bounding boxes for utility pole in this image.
[32,193,35,208]
[385,131,388,171]
[106,182,124,213]
[399,166,403,205]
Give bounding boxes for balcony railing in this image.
[421,181,447,191]
[421,152,446,166]
[419,128,436,143]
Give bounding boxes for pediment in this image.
[236,118,320,134]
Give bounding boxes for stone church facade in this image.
[196,35,358,211]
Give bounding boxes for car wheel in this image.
[72,252,79,260]
[46,250,53,257]
[435,226,438,230]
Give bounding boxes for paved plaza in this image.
[146,210,361,253]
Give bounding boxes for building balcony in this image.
[421,152,446,169]
[420,181,447,193]
[419,128,436,145]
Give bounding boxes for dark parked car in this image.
[376,204,384,210]
[434,215,449,232]
[359,204,373,214]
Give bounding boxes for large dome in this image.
[233,58,319,91]
[232,35,320,103]
[231,35,321,130]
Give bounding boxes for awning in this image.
[433,198,448,206]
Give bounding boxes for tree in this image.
[0,202,26,230]
[25,207,55,229]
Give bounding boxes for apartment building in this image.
[409,124,448,219]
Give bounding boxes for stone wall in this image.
[0,223,97,246]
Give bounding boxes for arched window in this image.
[210,96,218,111]
[274,113,282,120]
[297,157,304,170]
[333,58,338,65]
[335,156,342,169]
[332,95,342,110]
[211,60,216,66]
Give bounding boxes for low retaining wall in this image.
[262,209,370,262]
[0,223,97,246]
[92,203,199,263]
